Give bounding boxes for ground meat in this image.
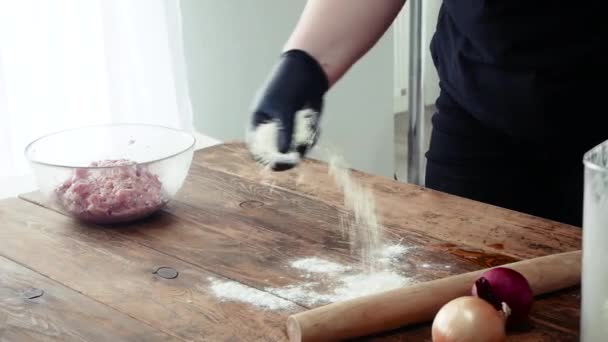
[55,159,167,224]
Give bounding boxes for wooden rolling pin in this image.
[286,250,581,342]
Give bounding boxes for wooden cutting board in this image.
[0,142,581,341]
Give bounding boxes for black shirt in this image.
[430,1,604,145]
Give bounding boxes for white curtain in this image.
[0,0,194,198]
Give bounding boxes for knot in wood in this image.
[24,288,44,299]
[153,267,179,279]
[239,200,264,209]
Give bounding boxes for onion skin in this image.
[471,267,533,326]
[432,296,506,342]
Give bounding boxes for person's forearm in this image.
[284,0,405,87]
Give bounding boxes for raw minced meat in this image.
[55,159,167,224]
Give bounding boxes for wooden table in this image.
[0,142,581,341]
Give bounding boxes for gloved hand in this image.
[246,49,329,171]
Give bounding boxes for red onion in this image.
[471,267,533,326]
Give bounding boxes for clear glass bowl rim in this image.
[24,123,196,170]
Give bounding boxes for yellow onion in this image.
[432,296,508,342]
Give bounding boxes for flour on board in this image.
[290,257,352,274]
[208,244,413,309]
[268,247,412,306]
[207,277,295,311]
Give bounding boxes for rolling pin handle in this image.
[287,316,302,342]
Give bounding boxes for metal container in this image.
[582,139,608,341]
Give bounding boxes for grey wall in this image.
[180,1,395,177]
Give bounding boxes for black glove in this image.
[246,49,329,171]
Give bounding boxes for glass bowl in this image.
[25,123,195,224]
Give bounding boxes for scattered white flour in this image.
[207,277,294,310]
[268,270,410,307]
[328,153,384,273]
[378,243,410,266]
[207,246,413,309]
[381,243,408,257]
[268,252,412,307]
[290,257,351,274]
[268,283,320,306]
[330,271,409,301]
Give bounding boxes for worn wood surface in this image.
[195,143,581,259]
[0,198,301,342]
[0,255,175,342]
[3,142,581,341]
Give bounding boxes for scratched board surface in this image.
[0,142,581,341]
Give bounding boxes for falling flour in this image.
[249,123,387,274]
[327,153,384,273]
[210,143,418,311]
[258,165,278,195]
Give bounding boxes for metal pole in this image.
[407,0,424,185]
